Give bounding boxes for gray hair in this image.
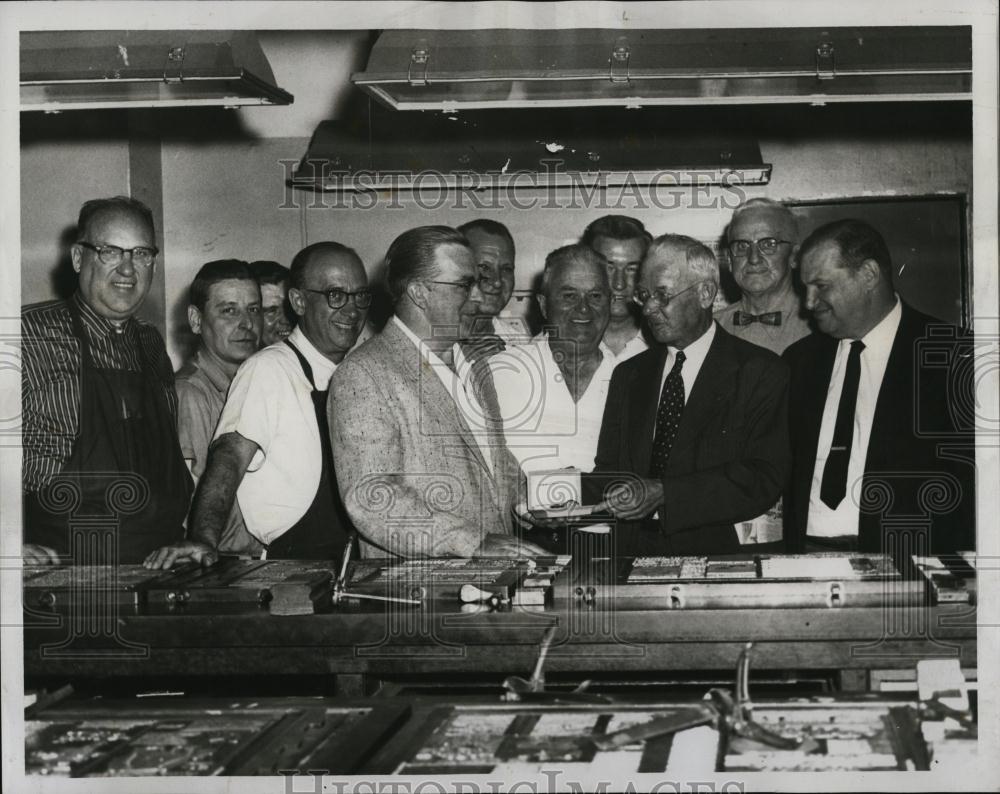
[728,198,800,241]
[645,234,719,287]
[540,244,609,295]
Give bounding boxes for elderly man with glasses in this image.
[582,233,791,557]
[22,196,193,565]
[715,198,812,355]
[145,242,370,568]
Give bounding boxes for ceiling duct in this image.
[20,30,293,112]
[351,27,971,111]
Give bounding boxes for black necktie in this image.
[733,310,782,326]
[650,351,686,477]
[820,340,866,509]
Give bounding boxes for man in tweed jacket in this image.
[329,226,547,559]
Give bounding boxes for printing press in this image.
[23,550,978,776]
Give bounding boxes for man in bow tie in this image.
[715,198,812,354]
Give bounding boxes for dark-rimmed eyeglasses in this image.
[425,277,479,294]
[633,281,703,309]
[302,287,373,309]
[78,241,158,268]
[727,238,792,258]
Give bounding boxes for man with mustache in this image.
[582,215,652,363]
[22,196,192,565]
[585,234,791,557]
[174,260,263,557]
[715,198,812,355]
[145,242,369,567]
[783,219,975,556]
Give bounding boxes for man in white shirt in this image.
[584,234,791,557]
[783,219,975,556]
[144,242,370,568]
[492,244,615,474]
[329,226,547,559]
[581,215,652,363]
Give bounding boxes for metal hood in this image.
[351,27,971,111]
[20,30,293,112]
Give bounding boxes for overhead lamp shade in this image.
[289,106,772,192]
[20,30,293,111]
[352,27,971,111]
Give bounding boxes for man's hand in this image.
[478,533,550,559]
[598,478,664,521]
[23,544,60,566]
[143,541,218,570]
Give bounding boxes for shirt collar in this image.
[192,346,234,394]
[287,325,337,385]
[72,291,136,338]
[668,320,716,368]
[392,315,453,371]
[852,295,902,359]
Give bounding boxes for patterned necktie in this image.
[733,310,782,326]
[650,351,686,477]
[820,340,866,509]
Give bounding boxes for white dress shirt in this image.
[491,335,618,473]
[215,326,337,545]
[807,297,902,538]
[607,327,650,365]
[393,317,494,475]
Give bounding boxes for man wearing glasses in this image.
[22,196,192,565]
[584,234,791,557]
[715,198,812,355]
[330,226,547,559]
[145,242,369,567]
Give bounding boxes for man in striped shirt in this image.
[21,196,192,565]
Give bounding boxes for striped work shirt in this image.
[21,292,179,493]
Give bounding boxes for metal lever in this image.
[331,533,422,607]
[707,642,809,751]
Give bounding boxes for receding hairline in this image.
[80,204,154,239]
[728,200,799,240]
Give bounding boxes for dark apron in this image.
[265,341,352,560]
[24,303,192,564]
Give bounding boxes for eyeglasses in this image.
[426,278,479,295]
[633,281,703,309]
[554,290,609,309]
[727,238,792,258]
[78,241,158,268]
[302,287,373,309]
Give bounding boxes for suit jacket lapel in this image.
[630,344,669,474]
[382,320,495,480]
[669,327,737,459]
[799,335,838,485]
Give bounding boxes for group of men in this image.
[21,195,975,569]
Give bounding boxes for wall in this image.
[20,139,130,306]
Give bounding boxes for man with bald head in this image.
[22,196,192,565]
[716,198,811,354]
[585,233,791,556]
[145,242,370,567]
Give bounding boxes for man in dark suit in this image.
[783,219,975,556]
[585,233,791,556]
